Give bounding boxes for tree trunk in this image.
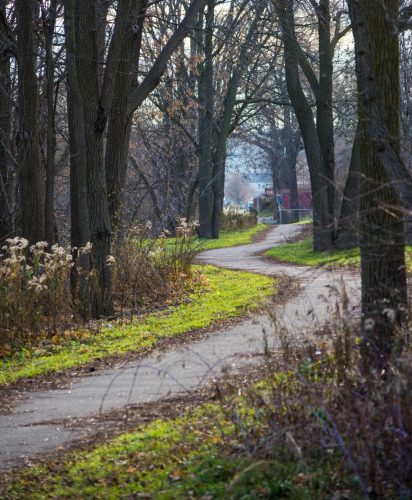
[275,0,332,250]
[43,0,58,245]
[349,0,407,370]
[16,0,44,243]
[106,0,203,230]
[106,0,146,229]
[0,4,13,241]
[76,0,112,317]
[335,123,361,249]
[210,3,264,238]
[64,0,92,316]
[283,99,300,223]
[316,0,336,234]
[197,0,215,238]
[211,68,239,238]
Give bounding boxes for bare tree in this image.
[225,172,253,205]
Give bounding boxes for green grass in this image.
[198,224,267,250]
[0,380,357,499]
[0,266,276,386]
[162,224,268,252]
[266,236,361,268]
[265,235,412,270]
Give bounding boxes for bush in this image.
[112,219,199,316]
[0,221,202,353]
[0,238,73,349]
[215,309,412,497]
[220,208,258,232]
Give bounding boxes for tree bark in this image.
[197,0,215,238]
[43,0,58,245]
[316,0,336,233]
[0,3,13,241]
[274,0,332,250]
[75,0,112,317]
[211,68,238,238]
[349,0,407,369]
[64,0,92,315]
[16,0,45,243]
[106,0,146,229]
[283,100,300,223]
[335,123,361,249]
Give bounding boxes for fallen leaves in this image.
[169,468,184,481]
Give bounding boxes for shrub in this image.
[220,208,258,232]
[112,219,199,316]
[0,238,73,349]
[215,308,412,497]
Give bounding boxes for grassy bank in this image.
[161,223,268,252]
[3,330,408,498]
[265,236,360,268]
[0,265,277,386]
[266,235,412,271]
[198,223,267,250]
[0,373,356,499]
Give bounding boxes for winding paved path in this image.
[0,225,360,471]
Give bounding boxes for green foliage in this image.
[0,266,276,385]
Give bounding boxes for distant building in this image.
[243,172,272,197]
[280,188,312,209]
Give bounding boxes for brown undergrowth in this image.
[216,297,412,497]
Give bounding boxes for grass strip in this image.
[265,236,360,267]
[197,223,267,250]
[161,223,268,252]
[266,235,412,271]
[0,265,276,386]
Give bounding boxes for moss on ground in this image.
[0,265,276,386]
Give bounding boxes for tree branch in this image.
[127,0,204,115]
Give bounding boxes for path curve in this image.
[0,225,360,470]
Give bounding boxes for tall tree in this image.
[16,0,45,243]
[196,0,271,237]
[0,2,14,241]
[42,0,58,245]
[274,0,332,250]
[64,0,92,314]
[107,0,205,228]
[197,0,215,237]
[64,0,205,317]
[349,0,409,369]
